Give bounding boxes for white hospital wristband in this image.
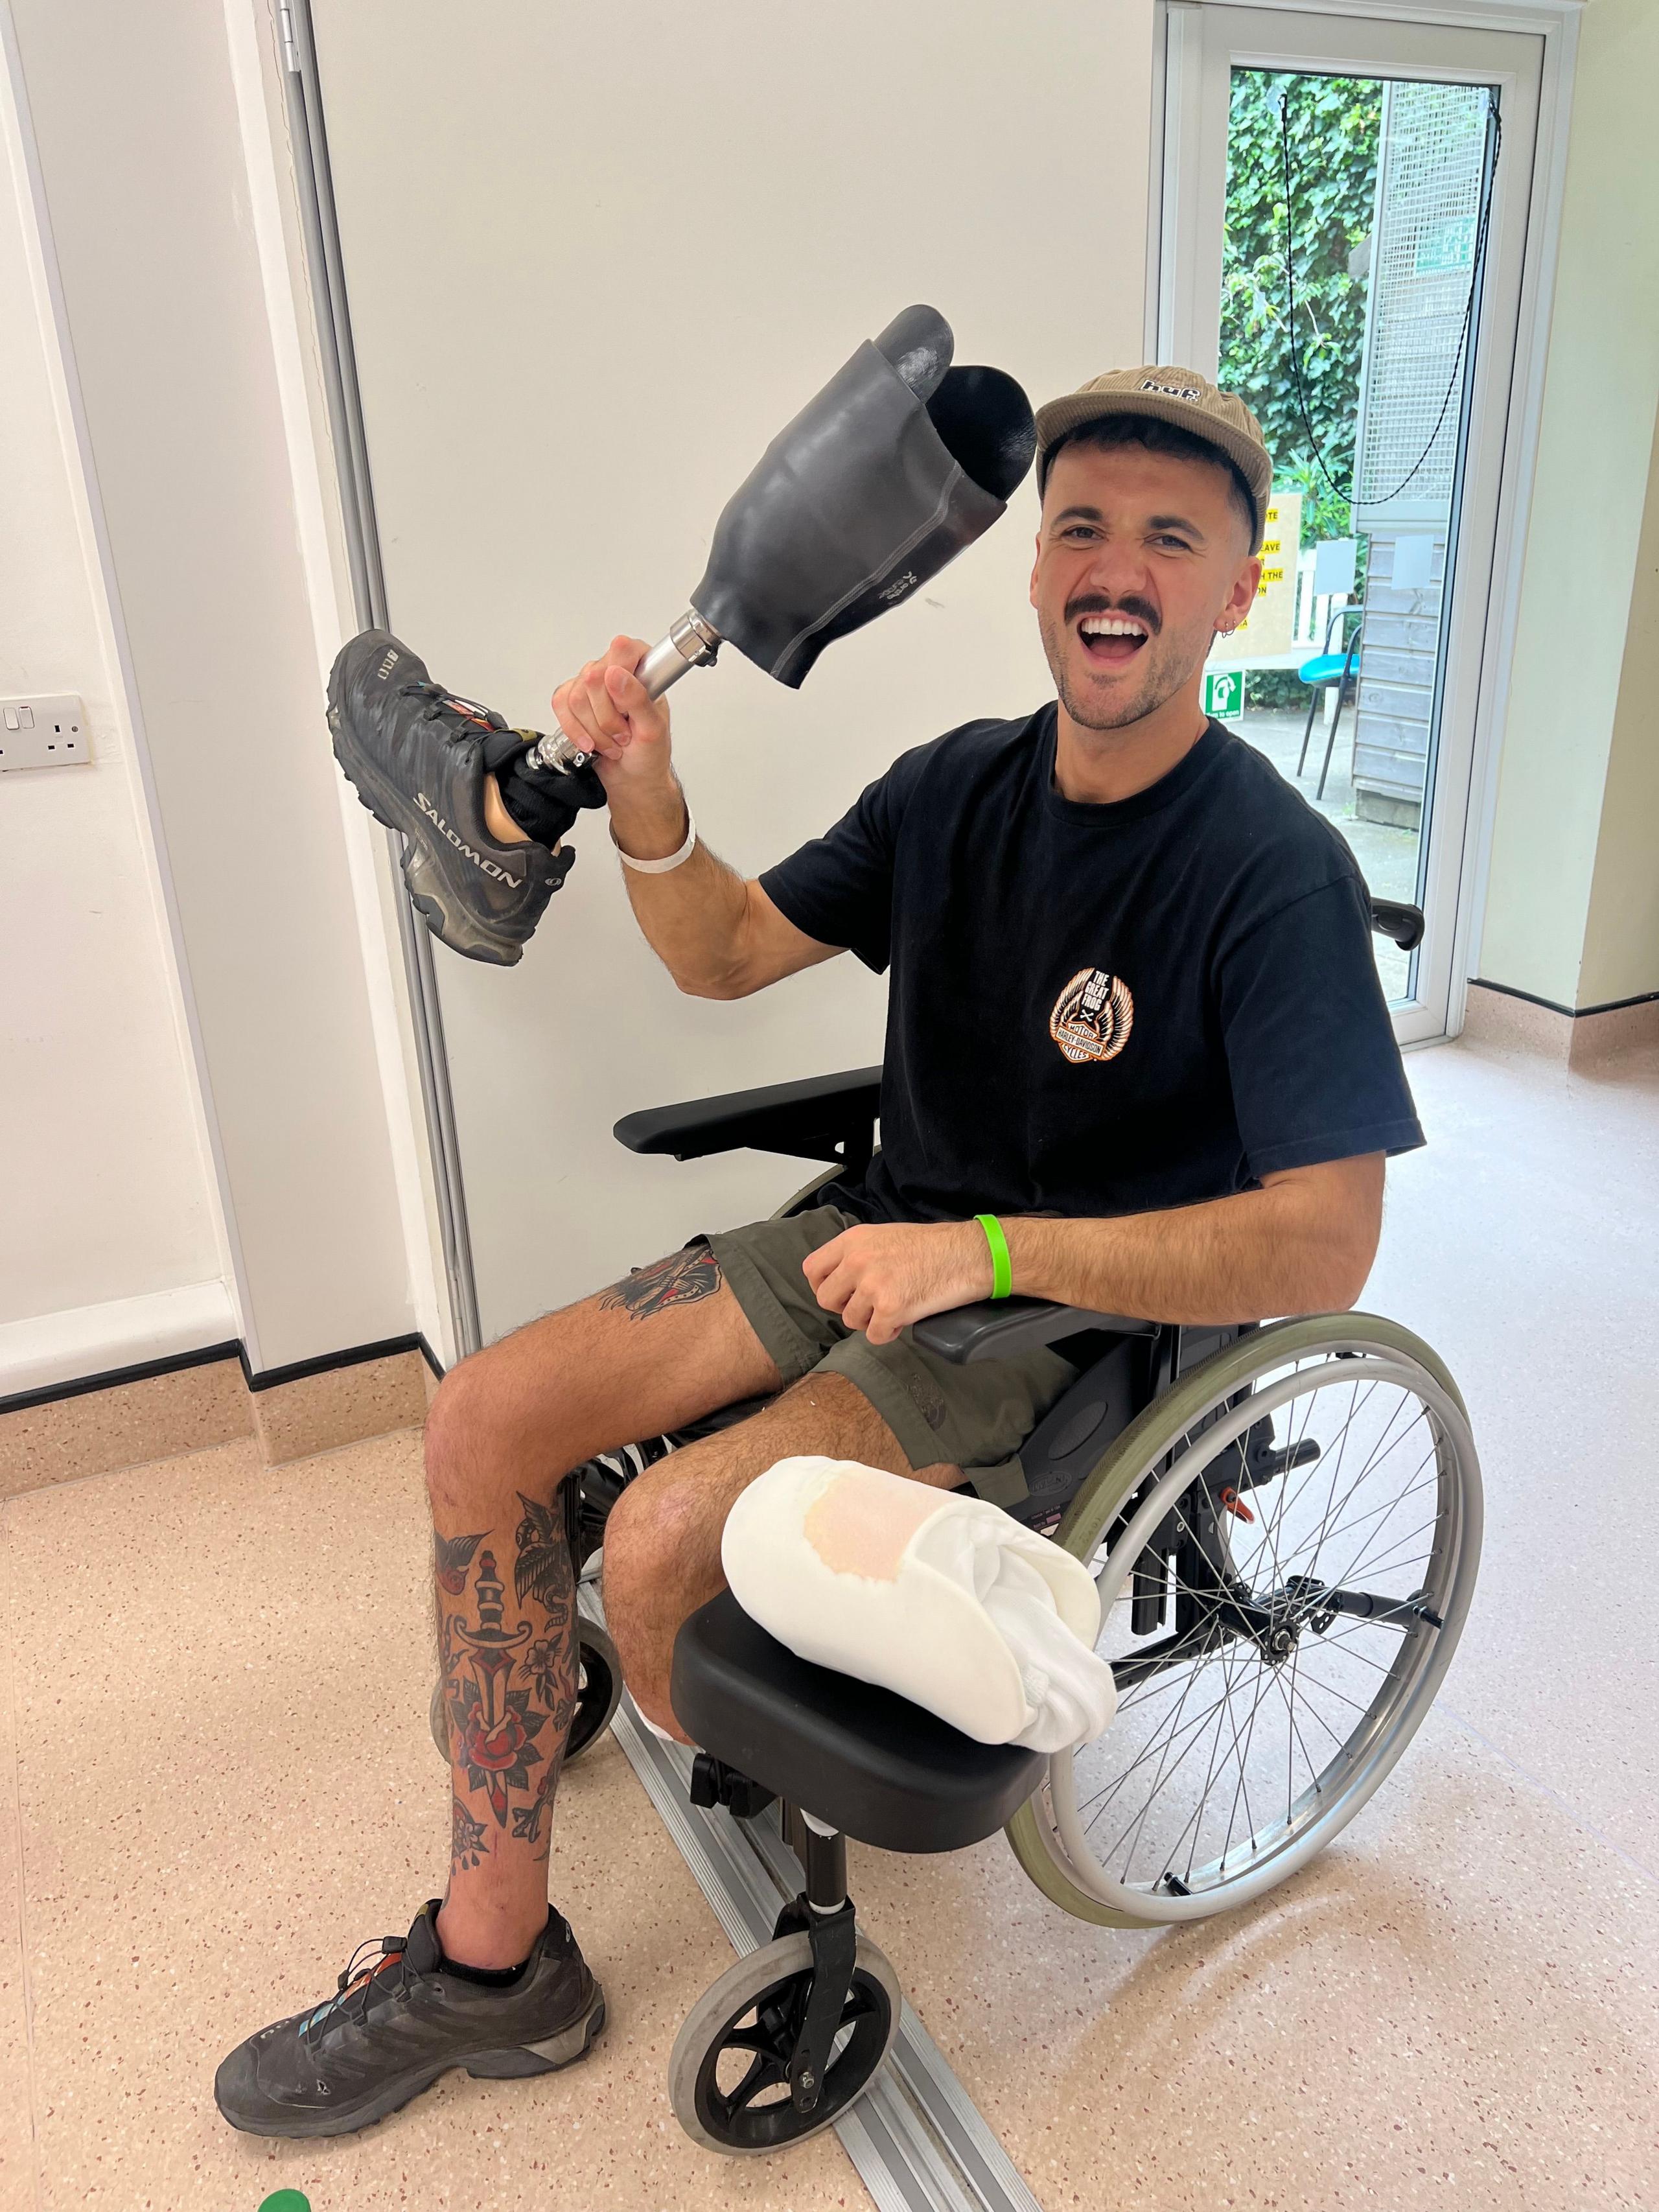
[611,808,697,873]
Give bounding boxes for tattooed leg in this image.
[507,1490,581,1852]
[418,1242,777,1967]
[597,1242,723,1323]
[432,1480,579,1968]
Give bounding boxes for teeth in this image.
[1080,617,1147,638]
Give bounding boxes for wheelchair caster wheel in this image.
[668,1929,900,2155]
[428,1619,623,1768]
[565,1619,623,1761]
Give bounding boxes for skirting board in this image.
[1463,979,1659,1068]
[0,1284,446,1411]
[0,1290,443,1494]
[0,1280,240,1403]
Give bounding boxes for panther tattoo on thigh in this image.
[599,1244,723,1322]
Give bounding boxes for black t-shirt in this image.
[759,706,1424,1224]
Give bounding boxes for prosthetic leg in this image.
[329,307,1034,962]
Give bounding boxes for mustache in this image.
[1064,592,1161,636]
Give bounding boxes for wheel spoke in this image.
[1090,1636,1273,1871]
[1259,1375,1365,1569]
[714,2047,785,2118]
[1084,1652,1241,1853]
[722,2023,785,2056]
[1174,1642,1256,1881]
[1129,1671,1238,1889]
[1287,1461,1440,1559]
[1113,1627,1222,1881]
[1196,1640,1257,1872]
[1331,1511,1444,1593]
[1282,1667,1374,1719]
[1276,1643,1321,1815]
[1218,1643,1283,1868]
[1336,1486,1451,1592]
[1301,1629,1405,1676]
[1076,1673,1240,1816]
[1296,1392,1424,1575]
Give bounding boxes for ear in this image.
[1029,529,1043,612]
[1222,553,1262,633]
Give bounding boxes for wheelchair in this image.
[430,900,1482,2157]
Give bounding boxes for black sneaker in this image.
[327,629,603,966]
[214,1899,606,2138]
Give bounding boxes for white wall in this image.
[0,35,227,1379]
[1477,0,1659,1011]
[307,0,1157,1344]
[1579,395,1659,1008]
[5,0,443,1378]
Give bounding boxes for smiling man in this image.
[218,366,1424,2139]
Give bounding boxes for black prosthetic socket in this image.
[480,727,608,852]
[690,305,1036,690]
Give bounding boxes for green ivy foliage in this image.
[1220,71,1380,550]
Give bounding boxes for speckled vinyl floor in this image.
[1,1038,1655,2211]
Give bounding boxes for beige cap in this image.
[1034,366,1273,546]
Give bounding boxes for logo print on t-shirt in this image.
[1049,968,1135,1065]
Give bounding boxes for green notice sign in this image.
[1415,215,1476,274]
[1203,669,1244,719]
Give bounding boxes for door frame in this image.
[1148,0,1581,1045]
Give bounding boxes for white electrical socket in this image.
[0,695,89,771]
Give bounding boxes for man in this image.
[216,368,1422,2137]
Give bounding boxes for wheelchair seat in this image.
[671,1590,1045,1854]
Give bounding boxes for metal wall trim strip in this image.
[279,0,483,1355]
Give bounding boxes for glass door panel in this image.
[1164,6,1544,1038]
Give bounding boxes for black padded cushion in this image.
[670,1592,1045,1854]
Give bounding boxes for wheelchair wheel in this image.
[1008,1314,1481,1927]
[428,1618,623,1769]
[668,1931,900,2155]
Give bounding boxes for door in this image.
[1157,3,1545,1041]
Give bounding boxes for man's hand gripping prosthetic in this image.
[327,307,1035,965]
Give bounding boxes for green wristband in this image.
[975,1213,1013,1301]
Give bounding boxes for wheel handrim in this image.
[1043,1344,1481,1922]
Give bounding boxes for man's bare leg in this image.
[602,1370,961,1737]
[425,1245,780,1971]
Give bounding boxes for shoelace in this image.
[402,679,504,734]
[300,1934,413,2048]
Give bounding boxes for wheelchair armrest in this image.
[613,1065,882,1173]
[912,1296,1158,1365]
[1368,898,1424,953]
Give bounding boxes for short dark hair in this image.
[1039,414,1261,552]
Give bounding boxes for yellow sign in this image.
[1231,491,1302,659]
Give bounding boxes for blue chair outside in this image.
[1294,603,1363,801]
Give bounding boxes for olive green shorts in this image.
[702,1206,1073,1497]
